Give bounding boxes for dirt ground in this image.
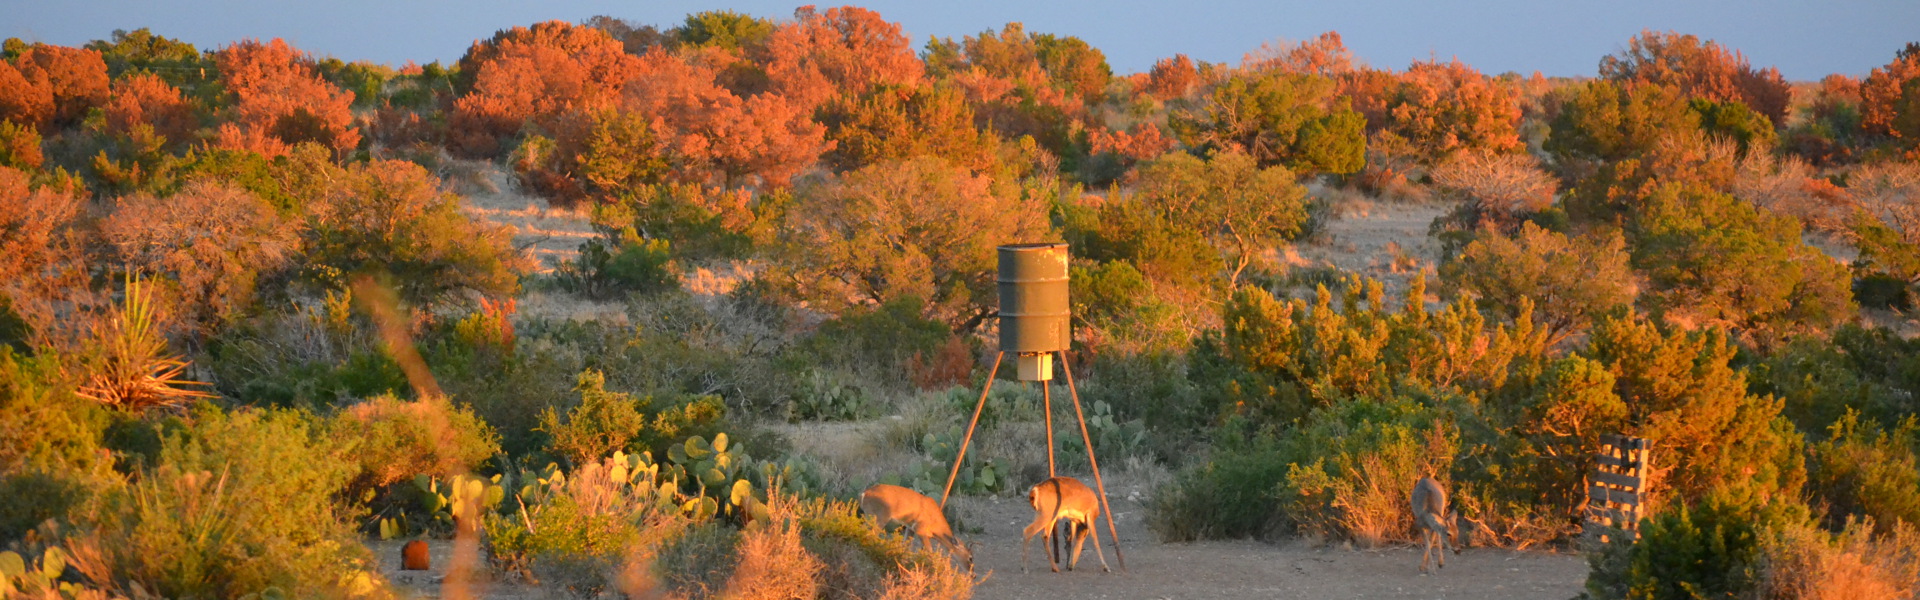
[369,500,1590,600]
[948,493,1588,600]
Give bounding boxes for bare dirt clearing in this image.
[947,492,1588,600]
[1288,201,1448,304]
[452,161,596,272]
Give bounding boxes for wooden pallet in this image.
[1584,434,1651,544]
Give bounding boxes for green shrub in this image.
[1148,424,1290,542]
[1277,397,1457,546]
[1627,183,1855,343]
[1069,260,1195,356]
[302,159,523,305]
[537,369,727,468]
[1073,353,1208,460]
[329,394,500,502]
[487,453,686,593]
[72,406,379,598]
[1689,98,1778,152]
[1581,494,1796,600]
[1748,325,1920,433]
[1806,411,1920,531]
[0,350,109,475]
[556,228,679,299]
[0,470,87,544]
[793,297,949,383]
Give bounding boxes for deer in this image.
[859,484,973,572]
[1023,476,1109,573]
[1411,475,1461,573]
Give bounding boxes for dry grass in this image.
[716,499,825,600]
[450,158,596,273]
[876,556,972,600]
[1760,519,1920,600]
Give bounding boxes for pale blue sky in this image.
[3,0,1914,79]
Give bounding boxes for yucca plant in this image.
[74,276,213,410]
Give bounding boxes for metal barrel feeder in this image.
[997,243,1071,379]
[940,242,1127,571]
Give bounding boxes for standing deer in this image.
[859,484,973,572]
[1023,477,1109,573]
[1411,476,1461,573]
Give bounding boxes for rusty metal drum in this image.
[997,243,1071,353]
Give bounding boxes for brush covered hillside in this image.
[2,9,1919,598]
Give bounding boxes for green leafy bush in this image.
[792,297,950,383]
[1148,424,1291,541]
[487,453,689,593]
[329,394,500,503]
[538,369,725,467]
[1805,411,1920,531]
[556,228,679,299]
[1749,325,1920,433]
[0,350,109,475]
[1581,494,1797,600]
[71,406,380,598]
[1278,397,1457,546]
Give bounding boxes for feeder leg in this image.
[941,352,1003,508]
[1043,380,1056,477]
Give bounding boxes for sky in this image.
[2,0,1915,80]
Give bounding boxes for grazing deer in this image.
[1411,476,1461,573]
[859,484,973,572]
[1023,477,1109,573]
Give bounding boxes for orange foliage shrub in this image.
[450,21,638,156]
[10,44,110,127]
[937,23,1083,152]
[102,72,197,147]
[907,336,976,390]
[1089,123,1175,161]
[1143,54,1199,101]
[775,156,1051,325]
[0,166,95,343]
[623,48,828,187]
[99,180,296,330]
[1243,31,1355,77]
[1429,152,1559,224]
[763,5,924,110]
[213,38,361,157]
[1338,68,1399,129]
[1861,52,1920,140]
[1599,29,1792,126]
[1386,59,1523,160]
[0,58,55,128]
[817,84,996,172]
[0,120,43,170]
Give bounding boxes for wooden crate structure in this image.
[1584,435,1651,544]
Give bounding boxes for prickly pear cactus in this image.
[0,547,88,597]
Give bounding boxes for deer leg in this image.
[1420,530,1433,573]
[1022,522,1041,573]
[1052,519,1064,570]
[1082,519,1110,573]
